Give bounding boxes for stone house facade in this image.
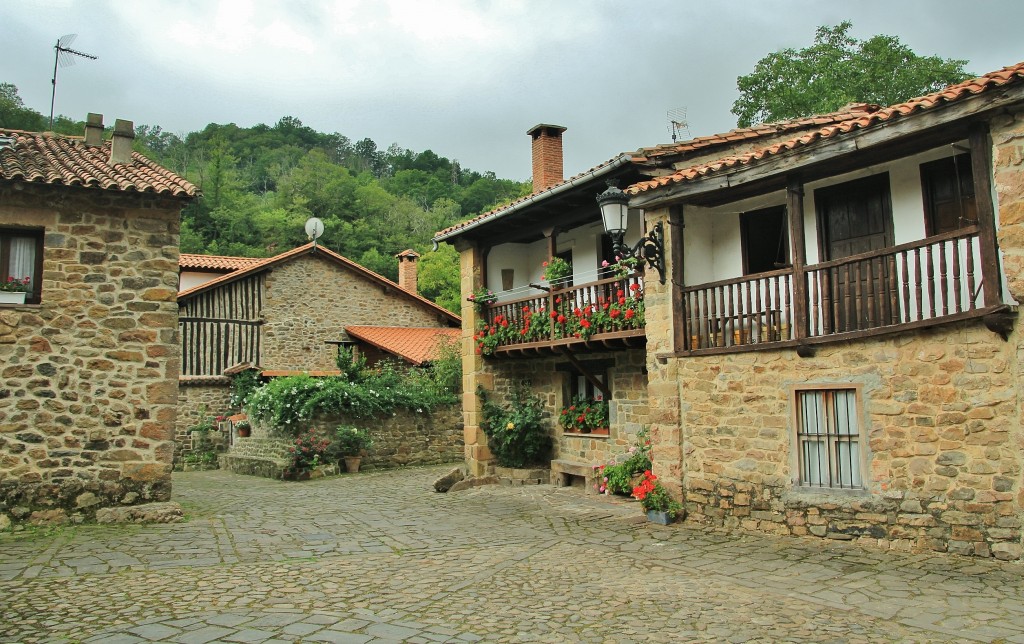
[175,243,460,457]
[0,116,198,525]
[436,63,1024,559]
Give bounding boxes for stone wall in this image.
[224,405,464,477]
[470,348,649,474]
[261,253,452,372]
[175,377,233,462]
[0,185,183,525]
[668,322,1021,559]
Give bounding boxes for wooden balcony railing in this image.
[805,226,982,337]
[682,269,794,350]
[682,227,992,353]
[478,273,645,354]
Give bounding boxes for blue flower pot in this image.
[646,510,674,525]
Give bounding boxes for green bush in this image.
[245,363,457,435]
[230,368,263,408]
[478,385,551,468]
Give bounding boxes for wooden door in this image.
[816,174,897,332]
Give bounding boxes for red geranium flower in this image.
[625,309,635,320]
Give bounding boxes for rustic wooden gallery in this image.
[436,62,1024,560]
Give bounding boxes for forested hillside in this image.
[1,83,530,312]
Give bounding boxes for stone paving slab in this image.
[1,465,1022,642]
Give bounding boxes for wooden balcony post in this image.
[669,205,686,353]
[787,176,808,341]
[969,124,1003,307]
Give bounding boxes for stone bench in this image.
[550,459,599,493]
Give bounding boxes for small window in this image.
[794,387,863,489]
[921,153,976,235]
[557,361,611,435]
[0,227,43,304]
[740,206,789,275]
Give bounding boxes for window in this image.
[740,205,789,275]
[557,361,611,435]
[921,153,977,235]
[794,387,863,489]
[0,227,43,304]
[554,249,573,287]
[598,233,617,278]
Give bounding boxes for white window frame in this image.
[790,384,867,490]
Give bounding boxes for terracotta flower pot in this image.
[344,456,362,473]
[236,426,251,438]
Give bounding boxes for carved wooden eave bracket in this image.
[983,305,1017,340]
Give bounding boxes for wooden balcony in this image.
[682,227,1011,354]
[478,273,645,357]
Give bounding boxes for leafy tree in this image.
[0,83,46,131]
[731,21,973,127]
[417,243,461,313]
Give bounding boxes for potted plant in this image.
[333,425,372,473]
[0,276,31,305]
[541,257,572,288]
[632,470,684,525]
[235,420,251,438]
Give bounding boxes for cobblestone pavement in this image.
[2,466,1023,643]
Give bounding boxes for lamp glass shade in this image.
[599,197,629,235]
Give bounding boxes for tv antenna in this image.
[49,34,97,131]
[667,107,690,143]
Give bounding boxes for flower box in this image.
[0,292,26,305]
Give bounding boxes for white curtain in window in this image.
[8,237,36,289]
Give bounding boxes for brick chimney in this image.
[108,118,135,165]
[395,249,420,294]
[84,113,103,146]
[527,124,567,192]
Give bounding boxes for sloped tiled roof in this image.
[627,61,1024,197]
[345,325,461,366]
[630,104,880,164]
[433,106,881,242]
[433,154,633,240]
[179,253,265,271]
[0,129,198,197]
[177,242,460,325]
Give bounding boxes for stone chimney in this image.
[395,249,420,294]
[84,113,103,146]
[527,124,567,192]
[108,118,135,165]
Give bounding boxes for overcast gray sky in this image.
[3,0,1023,180]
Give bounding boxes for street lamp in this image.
[596,181,666,284]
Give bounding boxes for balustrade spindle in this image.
[926,245,936,319]
[966,236,977,310]
[952,239,963,313]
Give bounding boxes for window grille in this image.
[795,388,862,489]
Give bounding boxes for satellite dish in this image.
[304,217,324,244]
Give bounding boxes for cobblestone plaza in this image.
[2,466,1023,642]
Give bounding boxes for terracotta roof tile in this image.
[629,104,879,163]
[0,129,198,197]
[345,325,461,366]
[628,61,1024,196]
[178,254,265,271]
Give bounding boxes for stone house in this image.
[175,242,460,453]
[0,115,198,525]
[435,63,1024,559]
